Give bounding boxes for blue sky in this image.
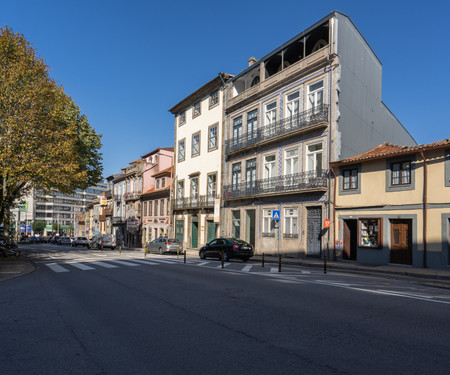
[2,0,449,179]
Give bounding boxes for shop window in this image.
[359,218,382,248]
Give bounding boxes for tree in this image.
[0,27,103,238]
[32,221,46,235]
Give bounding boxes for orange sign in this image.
[324,219,331,228]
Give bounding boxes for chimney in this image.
[248,57,258,67]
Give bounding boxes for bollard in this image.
[177,249,179,258]
[262,253,265,267]
[119,245,122,254]
[221,250,224,269]
[324,256,327,274]
[184,250,186,264]
[144,246,147,258]
[278,255,282,273]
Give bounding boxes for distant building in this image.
[330,139,450,270]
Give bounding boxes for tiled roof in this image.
[151,166,173,177]
[331,139,450,166]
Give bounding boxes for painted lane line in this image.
[270,267,278,273]
[127,259,160,265]
[67,262,95,270]
[196,262,211,267]
[301,270,311,274]
[216,263,232,269]
[142,259,177,264]
[241,265,253,272]
[46,263,69,273]
[107,260,141,266]
[90,261,119,269]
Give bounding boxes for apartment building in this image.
[169,73,231,249]
[222,11,416,258]
[330,139,450,270]
[140,147,174,244]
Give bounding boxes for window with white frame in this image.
[265,102,277,125]
[208,124,217,151]
[156,179,160,189]
[207,174,216,204]
[190,177,199,201]
[154,200,158,216]
[160,199,164,216]
[343,169,358,190]
[284,208,298,238]
[193,102,201,117]
[285,148,299,175]
[192,132,200,157]
[161,177,166,188]
[262,209,276,237]
[210,91,218,107]
[307,80,324,112]
[246,159,256,189]
[264,154,276,179]
[179,111,186,125]
[286,91,299,128]
[178,139,185,161]
[391,161,411,186]
[306,143,323,175]
[148,201,152,216]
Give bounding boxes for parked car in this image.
[199,238,254,262]
[89,234,116,250]
[146,237,183,255]
[72,236,89,247]
[58,237,72,246]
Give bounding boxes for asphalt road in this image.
[1,245,450,374]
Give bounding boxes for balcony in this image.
[172,195,217,210]
[114,195,122,201]
[112,216,125,224]
[124,192,140,201]
[225,104,329,155]
[223,170,328,200]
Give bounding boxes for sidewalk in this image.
[0,257,36,282]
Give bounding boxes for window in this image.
[391,161,411,185]
[233,116,242,145]
[161,178,165,188]
[247,110,258,140]
[143,202,147,216]
[285,148,298,175]
[178,139,185,162]
[343,168,358,190]
[191,177,199,203]
[232,210,240,238]
[446,149,450,187]
[306,143,323,174]
[177,181,184,199]
[262,209,276,237]
[231,163,241,190]
[285,91,299,128]
[265,102,277,125]
[359,218,382,248]
[160,199,164,216]
[179,111,186,125]
[208,124,218,151]
[207,174,217,204]
[246,159,256,190]
[209,91,218,107]
[156,179,160,189]
[264,154,276,179]
[154,200,158,216]
[284,208,298,238]
[192,132,200,157]
[193,102,201,117]
[307,80,324,111]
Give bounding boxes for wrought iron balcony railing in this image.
[124,192,140,201]
[225,104,329,154]
[113,195,122,201]
[172,194,217,210]
[112,216,125,224]
[223,170,328,200]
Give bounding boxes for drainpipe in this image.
[419,149,428,268]
[219,73,228,237]
[330,167,337,260]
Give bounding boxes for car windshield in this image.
[167,239,179,243]
[79,237,87,240]
[228,238,247,244]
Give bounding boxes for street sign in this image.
[324,219,331,228]
[272,210,280,220]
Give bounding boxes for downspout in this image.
[419,149,428,268]
[330,166,338,260]
[219,73,228,237]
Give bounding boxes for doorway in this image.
[307,207,322,257]
[175,220,184,244]
[343,219,357,260]
[206,220,217,243]
[191,218,199,248]
[390,219,412,265]
[245,209,256,246]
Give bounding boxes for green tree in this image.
[32,221,46,235]
[0,26,103,238]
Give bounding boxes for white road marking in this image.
[67,262,95,270]
[46,263,69,273]
[270,267,279,273]
[216,263,232,268]
[107,260,140,266]
[196,262,210,267]
[127,259,160,265]
[90,261,119,269]
[241,265,252,272]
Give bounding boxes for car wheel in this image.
[159,247,163,255]
[241,256,249,262]
[199,250,206,259]
[223,251,230,262]
[111,247,115,250]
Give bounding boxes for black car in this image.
[199,238,254,262]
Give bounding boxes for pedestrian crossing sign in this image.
[272,210,280,220]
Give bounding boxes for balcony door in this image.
[306,143,323,180]
[246,159,256,193]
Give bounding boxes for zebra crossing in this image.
[41,253,316,275]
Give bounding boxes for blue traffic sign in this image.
[272,210,280,220]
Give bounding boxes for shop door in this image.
[175,220,184,243]
[343,219,357,260]
[245,210,256,246]
[191,220,199,248]
[390,220,412,265]
[206,221,217,243]
[307,207,322,257]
